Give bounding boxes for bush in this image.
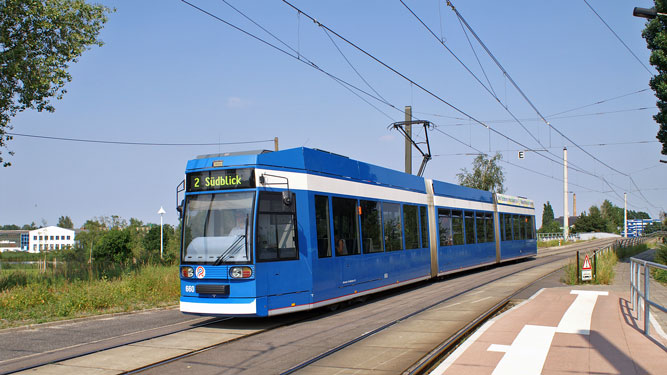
[653,245,667,283]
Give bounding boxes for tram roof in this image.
[186,147,511,204]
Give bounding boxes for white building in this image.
[28,226,75,253]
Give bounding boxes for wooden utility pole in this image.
[405,106,412,174]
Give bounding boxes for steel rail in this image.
[279,239,613,375]
[279,253,578,375]
[0,317,230,375]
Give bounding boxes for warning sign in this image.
[582,255,592,281]
[582,255,592,270]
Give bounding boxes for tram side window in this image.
[512,215,521,240]
[521,215,528,240]
[403,205,420,250]
[360,200,383,253]
[464,211,476,245]
[315,195,331,258]
[519,215,528,240]
[332,197,360,256]
[485,213,495,242]
[504,214,513,241]
[475,212,486,243]
[438,209,453,246]
[256,192,298,262]
[499,214,505,241]
[419,206,428,248]
[528,216,535,239]
[452,210,464,245]
[383,202,403,251]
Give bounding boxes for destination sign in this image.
[496,193,534,208]
[186,168,255,192]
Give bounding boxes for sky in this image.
[1,0,665,229]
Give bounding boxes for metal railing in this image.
[630,257,667,338]
[537,232,580,242]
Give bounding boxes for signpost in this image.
[581,254,592,281]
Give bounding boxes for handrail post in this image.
[644,262,650,336]
[631,260,635,312]
[576,251,580,284]
[637,261,642,318]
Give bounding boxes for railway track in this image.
[3,238,616,375]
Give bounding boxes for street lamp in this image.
[633,7,667,19]
[158,206,166,259]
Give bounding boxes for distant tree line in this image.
[539,199,657,234]
[1,223,37,230]
[1,215,73,230]
[2,215,180,264]
[72,216,180,264]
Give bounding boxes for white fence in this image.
[536,232,580,242]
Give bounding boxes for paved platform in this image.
[431,251,667,375]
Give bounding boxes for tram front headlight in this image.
[230,266,253,279]
[181,266,194,278]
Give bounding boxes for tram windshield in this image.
[182,191,254,264]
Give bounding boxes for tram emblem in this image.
[195,266,205,279]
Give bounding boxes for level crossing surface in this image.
[430,252,667,375]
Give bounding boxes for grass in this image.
[0,264,179,329]
[562,243,649,285]
[651,244,667,284]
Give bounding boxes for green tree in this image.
[457,152,506,193]
[628,210,651,220]
[164,224,181,263]
[21,222,37,230]
[93,229,132,263]
[0,224,20,230]
[143,224,175,261]
[542,201,555,227]
[57,215,73,229]
[572,205,607,233]
[644,221,665,234]
[641,0,667,155]
[538,220,561,234]
[600,199,623,233]
[0,0,112,166]
[75,218,105,255]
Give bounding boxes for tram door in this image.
[256,192,309,297]
[312,195,337,300]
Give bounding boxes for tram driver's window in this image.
[256,191,298,261]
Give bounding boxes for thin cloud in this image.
[226,97,250,108]
[379,134,395,142]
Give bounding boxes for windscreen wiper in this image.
[212,235,245,265]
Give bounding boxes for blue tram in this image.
[177,148,536,317]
